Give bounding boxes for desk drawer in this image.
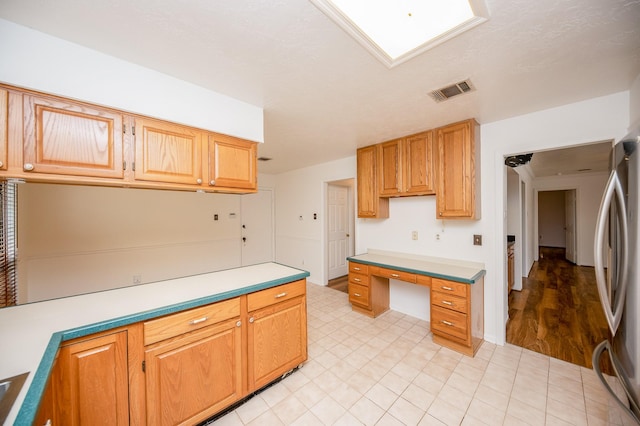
[431,306,468,342]
[144,297,240,346]
[431,278,468,298]
[349,263,369,274]
[371,266,416,283]
[349,272,369,287]
[431,291,468,314]
[348,283,370,308]
[247,279,306,312]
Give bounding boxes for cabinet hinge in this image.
[123,124,126,134]
[132,126,136,136]
[142,360,145,372]
[132,162,136,172]
[123,161,126,171]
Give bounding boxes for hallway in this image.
[506,247,609,370]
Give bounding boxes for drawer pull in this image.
[275,292,288,299]
[441,300,453,306]
[189,317,208,325]
[441,320,454,326]
[390,273,400,278]
[354,278,361,282]
[353,267,361,271]
[354,293,361,297]
[441,286,453,291]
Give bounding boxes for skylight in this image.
[310,0,489,68]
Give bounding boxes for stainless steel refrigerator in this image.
[594,132,640,424]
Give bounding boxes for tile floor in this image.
[214,283,631,426]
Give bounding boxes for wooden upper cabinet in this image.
[378,131,435,197]
[357,145,389,218]
[436,119,480,219]
[378,139,403,196]
[404,131,435,195]
[23,93,124,179]
[133,117,204,186]
[0,88,7,171]
[208,133,257,190]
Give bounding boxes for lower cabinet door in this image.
[247,296,307,391]
[57,330,129,425]
[144,318,243,426]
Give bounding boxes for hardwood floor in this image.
[327,275,348,293]
[506,247,609,371]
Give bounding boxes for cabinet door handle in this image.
[441,286,453,291]
[0,161,3,168]
[441,300,453,306]
[354,293,361,297]
[236,320,242,327]
[196,178,202,184]
[390,273,400,278]
[189,317,208,325]
[249,317,255,323]
[353,278,361,282]
[275,292,287,299]
[209,179,216,186]
[24,163,35,171]
[441,320,454,326]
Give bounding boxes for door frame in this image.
[533,187,578,263]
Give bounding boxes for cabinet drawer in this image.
[349,263,369,274]
[431,278,468,298]
[247,279,306,312]
[431,291,468,314]
[349,283,370,308]
[416,275,432,287]
[349,272,369,287]
[144,297,241,346]
[372,266,416,283]
[431,306,468,342]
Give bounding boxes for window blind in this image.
[0,180,17,307]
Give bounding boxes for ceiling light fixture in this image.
[310,0,490,68]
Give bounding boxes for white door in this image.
[565,189,577,263]
[328,184,350,279]
[240,188,274,266]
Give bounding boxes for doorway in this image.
[537,189,577,263]
[326,179,354,281]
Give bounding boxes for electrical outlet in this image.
[133,275,142,284]
[412,231,418,240]
[473,234,482,246]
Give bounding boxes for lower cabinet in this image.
[35,279,308,425]
[144,317,243,426]
[36,329,130,425]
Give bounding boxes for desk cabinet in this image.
[347,261,484,356]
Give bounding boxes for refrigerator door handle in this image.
[594,169,629,335]
[592,340,640,423]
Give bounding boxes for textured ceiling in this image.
[0,0,638,174]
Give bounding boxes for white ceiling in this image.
[0,0,638,174]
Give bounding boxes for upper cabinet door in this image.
[0,89,7,171]
[134,117,203,185]
[378,139,403,197]
[23,94,124,178]
[208,134,257,190]
[404,131,435,195]
[436,119,480,219]
[357,145,389,218]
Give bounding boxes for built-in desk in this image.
[346,250,486,356]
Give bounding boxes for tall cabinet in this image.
[357,145,388,218]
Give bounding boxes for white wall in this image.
[0,18,263,142]
[274,157,356,285]
[17,183,244,303]
[484,91,629,344]
[631,73,640,131]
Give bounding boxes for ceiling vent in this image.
[428,79,475,102]
[504,153,533,167]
